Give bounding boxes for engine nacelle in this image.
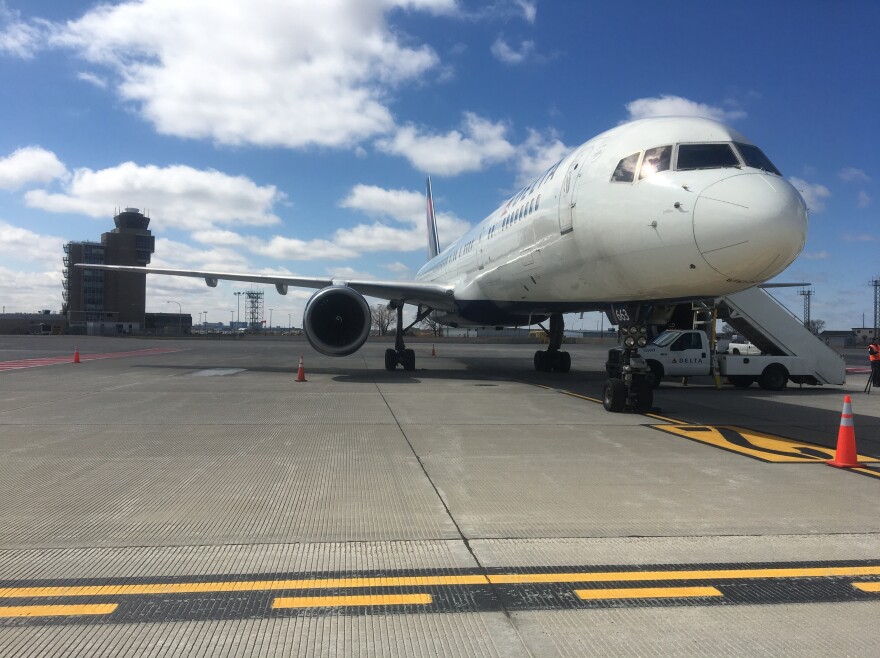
[303,286,372,356]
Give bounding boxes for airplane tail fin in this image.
[426,177,440,260]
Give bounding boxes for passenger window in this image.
[676,143,740,171]
[612,152,640,182]
[639,145,672,179]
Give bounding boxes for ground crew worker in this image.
[870,336,880,386]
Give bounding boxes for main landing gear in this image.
[385,303,431,371]
[602,322,654,413]
[533,314,571,372]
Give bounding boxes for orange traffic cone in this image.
[295,355,307,382]
[73,345,80,364]
[431,344,436,357]
[827,395,859,468]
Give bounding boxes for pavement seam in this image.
[368,360,535,658]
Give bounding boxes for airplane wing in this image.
[76,264,457,309]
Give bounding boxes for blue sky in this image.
[0,0,877,330]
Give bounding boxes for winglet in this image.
[426,177,441,260]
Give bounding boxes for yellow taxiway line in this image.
[0,603,118,618]
[273,594,432,609]
[5,565,880,600]
[576,586,722,600]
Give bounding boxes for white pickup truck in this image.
[606,329,825,390]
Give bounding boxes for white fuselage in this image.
[416,117,807,326]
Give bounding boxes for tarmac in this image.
[1,335,879,657]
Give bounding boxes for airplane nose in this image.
[693,174,807,282]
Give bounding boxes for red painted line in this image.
[0,347,183,371]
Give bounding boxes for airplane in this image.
[79,116,808,412]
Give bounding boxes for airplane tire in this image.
[555,351,571,373]
[384,349,397,371]
[534,350,547,371]
[759,364,788,391]
[602,378,626,412]
[403,348,416,371]
[633,379,653,412]
[729,375,754,389]
[647,361,663,388]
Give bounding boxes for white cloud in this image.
[32,0,447,149]
[514,128,571,187]
[376,112,516,175]
[789,177,830,213]
[625,95,746,122]
[24,162,283,231]
[339,183,470,250]
[76,71,107,89]
[842,233,876,242]
[384,261,411,274]
[838,167,870,183]
[491,36,535,64]
[340,184,426,223]
[0,266,62,313]
[251,236,359,261]
[0,146,68,190]
[0,222,64,266]
[858,191,872,208]
[0,4,48,59]
[514,0,537,22]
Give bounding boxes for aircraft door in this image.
[668,331,708,376]
[557,159,579,234]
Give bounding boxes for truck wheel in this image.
[602,378,626,412]
[647,361,663,388]
[729,375,754,389]
[759,365,788,391]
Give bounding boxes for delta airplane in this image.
[81,116,808,412]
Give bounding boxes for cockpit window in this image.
[639,145,671,179]
[734,143,782,176]
[611,152,640,182]
[676,143,740,171]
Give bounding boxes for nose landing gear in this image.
[603,318,655,413]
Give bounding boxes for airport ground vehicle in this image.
[607,329,823,390]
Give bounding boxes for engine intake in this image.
[303,286,371,356]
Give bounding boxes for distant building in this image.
[144,312,192,335]
[819,330,855,348]
[63,208,155,332]
[853,327,878,344]
[0,311,67,335]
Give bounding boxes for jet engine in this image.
[303,286,372,356]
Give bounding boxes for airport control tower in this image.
[63,208,156,327]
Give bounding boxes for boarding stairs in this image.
[717,286,845,385]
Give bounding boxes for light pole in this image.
[269,308,274,334]
[203,310,207,334]
[288,313,291,334]
[230,310,234,327]
[166,300,182,335]
[234,291,243,327]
